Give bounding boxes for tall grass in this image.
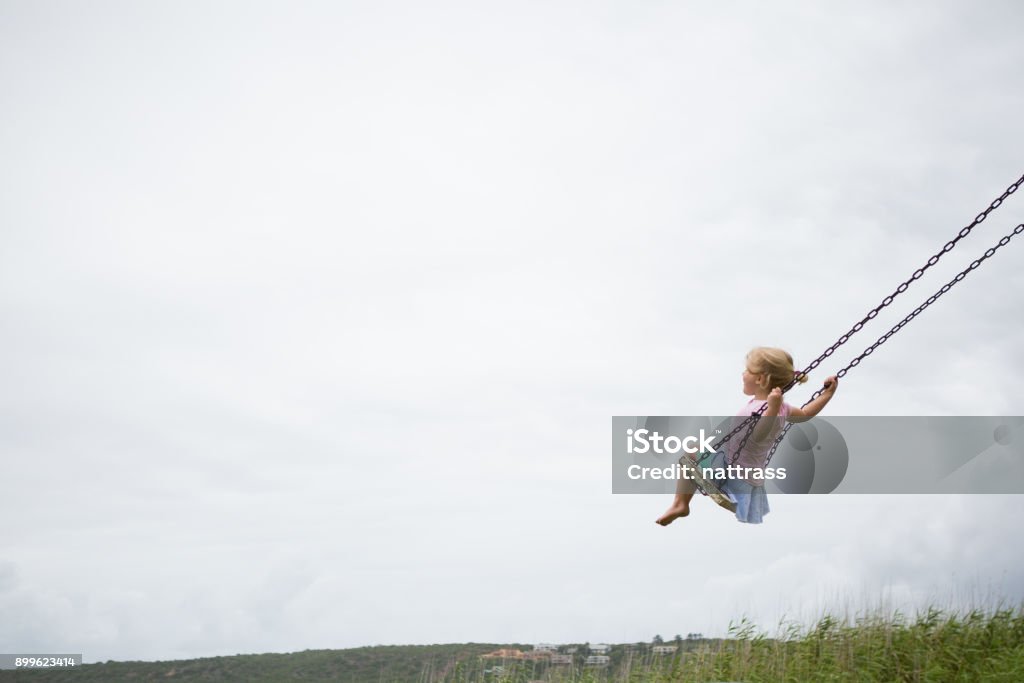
[645,606,1024,682]
[439,606,1024,683]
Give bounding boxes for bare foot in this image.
[656,503,689,526]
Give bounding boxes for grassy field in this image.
[2,606,1022,682]
[637,607,1024,682]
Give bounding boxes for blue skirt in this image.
[698,451,771,524]
[720,477,771,524]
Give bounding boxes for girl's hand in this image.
[823,375,839,394]
[767,387,783,412]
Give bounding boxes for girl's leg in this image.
[656,476,697,525]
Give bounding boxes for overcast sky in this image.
[2,0,1024,665]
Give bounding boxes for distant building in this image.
[533,643,559,652]
[652,645,678,655]
[564,646,578,654]
[585,655,610,667]
[550,654,573,665]
[589,644,612,654]
[481,649,526,660]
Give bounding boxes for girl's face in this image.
[742,366,764,396]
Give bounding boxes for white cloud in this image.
[2,0,1024,663]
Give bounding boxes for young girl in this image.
[656,347,838,525]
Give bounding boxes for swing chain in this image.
[793,173,1024,384]
[709,174,1024,461]
[764,221,1024,465]
[705,174,1023,470]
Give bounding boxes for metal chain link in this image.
[788,173,1024,391]
[764,221,1024,465]
[705,173,1023,467]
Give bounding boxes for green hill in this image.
[4,607,1024,682]
[0,643,528,683]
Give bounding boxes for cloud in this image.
[2,0,1023,662]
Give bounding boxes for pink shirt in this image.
[726,399,792,484]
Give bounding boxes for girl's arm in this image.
[788,376,839,422]
[751,388,784,442]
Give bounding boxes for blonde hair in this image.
[746,347,808,390]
